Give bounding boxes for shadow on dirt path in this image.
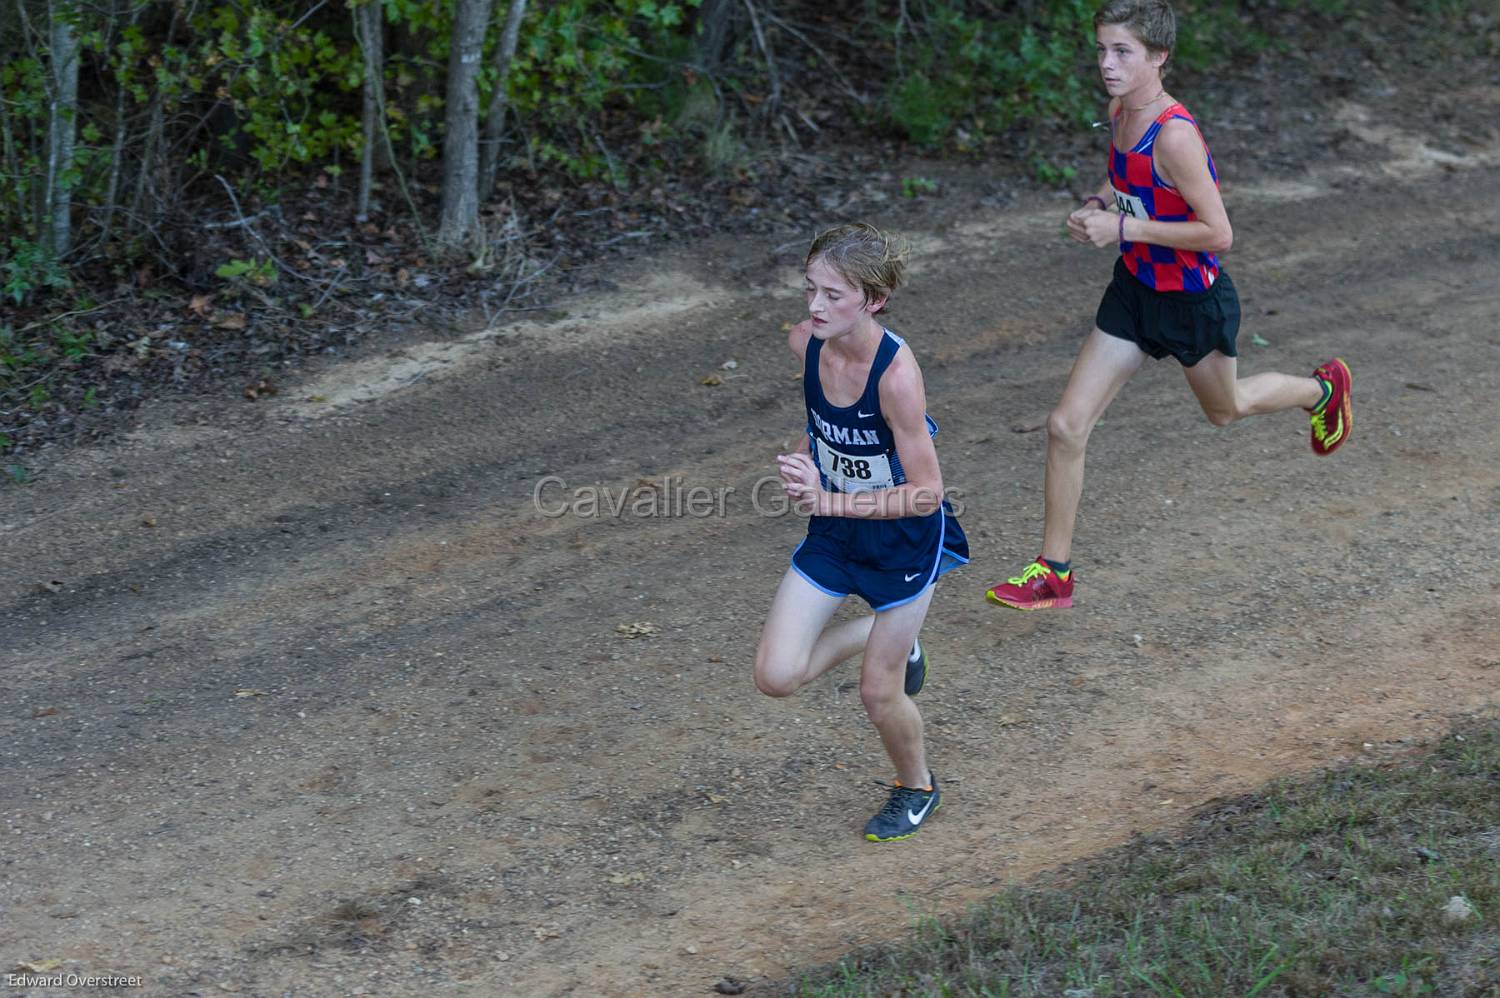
[3,97,1499,996]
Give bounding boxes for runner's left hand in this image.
[1078,209,1120,248]
[777,451,821,512]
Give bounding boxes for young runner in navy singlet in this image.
[754,223,967,843]
[986,0,1354,613]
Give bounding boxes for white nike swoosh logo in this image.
[857,410,875,419]
[906,795,935,825]
[904,572,921,582]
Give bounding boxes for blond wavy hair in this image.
[806,222,909,312]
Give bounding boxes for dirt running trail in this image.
[3,98,1499,997]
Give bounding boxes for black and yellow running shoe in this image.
[864,775,941,842]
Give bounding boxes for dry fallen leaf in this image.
[704,793,729,805]
[213,312,248,331]
[14,960,63,973]
[615,622,658,639]
[234,688,268,698]
[607,871,647,885]
[533,924,561,941]
[701,373,723,387]
[243,379,277,401]
[32,707,60,719]
[188,293,216,317]
[141,515,157,528]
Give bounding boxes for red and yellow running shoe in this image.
[1310,358,1353,456]
[985,558,1074,610]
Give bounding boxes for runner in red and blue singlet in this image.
[1110,100,1219,292]
[985,0,1355,613]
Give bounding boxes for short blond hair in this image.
[1095,0,1176,69]
[806,223,909,311]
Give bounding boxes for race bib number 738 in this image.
[815,438,894,493]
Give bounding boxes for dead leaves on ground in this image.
[701,358,741,387]
[243,378,278,401]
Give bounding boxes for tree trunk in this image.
[44,0,80,258]
[437,0,495,250]
[693,0,737,70]
[100,0,143,249]
[129,91,163,237]
[478,0,528,202]
[355,0,385,222]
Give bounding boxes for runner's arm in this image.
[1067,182,1116,243]
[1067,100,1120,242]
[1119,119,1233,253]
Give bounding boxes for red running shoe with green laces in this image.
[1309,358,1353,456]
[985,558,1074,610]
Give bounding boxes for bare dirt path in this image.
[3,97,1499,997]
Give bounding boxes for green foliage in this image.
[900,176,938,198]
[0,0,1493,285]
[2,239,72,305]
[883,0,1094,148]
[216,257,278,286]
[1372,955,1438,995]
[499,0,703,178]
[792,721,1500,996]
[1173,2,1275,72]
[0,56,48,243]
[888,73,956,147]
[1030,155,1077,187]
[183,5,365,174]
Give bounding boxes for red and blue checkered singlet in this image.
[1108,102,1220,292]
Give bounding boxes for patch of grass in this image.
[901,177,940,198]
[790,719,1500,997]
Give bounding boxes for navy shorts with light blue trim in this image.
[790,504,968,612]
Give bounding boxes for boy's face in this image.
[804,257,884,339]
[1095,23,1168,98]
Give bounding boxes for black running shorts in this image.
[1095,257,1241,367]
